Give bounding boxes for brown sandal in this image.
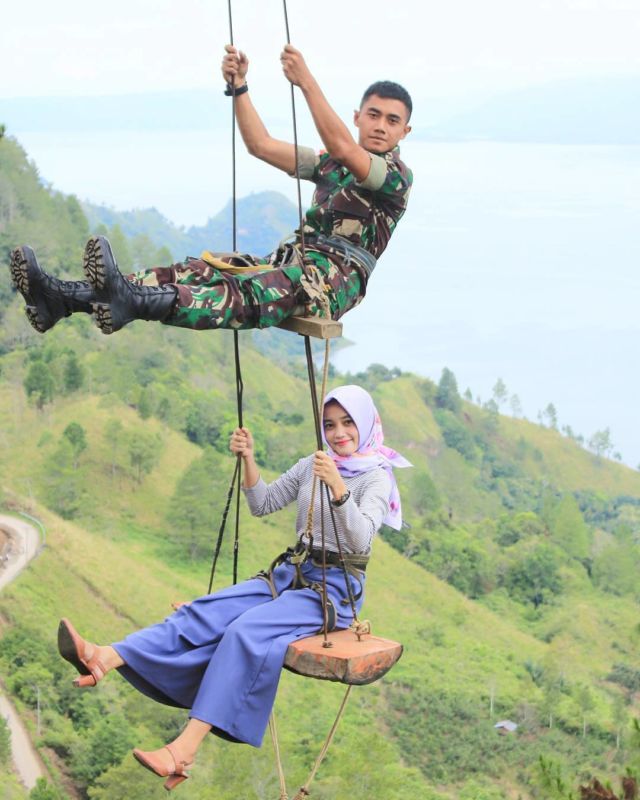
[132,743,192,791]
[57,618,107,687]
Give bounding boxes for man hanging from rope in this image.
[10,44,413,334]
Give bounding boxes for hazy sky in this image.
[2,1,640,466]
[2,0,640,110]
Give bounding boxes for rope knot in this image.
[350,619,371,641]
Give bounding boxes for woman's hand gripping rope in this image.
[313,451,348,503]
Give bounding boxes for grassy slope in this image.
[2,370,639,797]
[0,309,639,798]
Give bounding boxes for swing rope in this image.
[282,0,307,256]
[207,0,244,594]
[208,3,356,796]
[292,685,353,800]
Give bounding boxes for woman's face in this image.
[323,400,360,457]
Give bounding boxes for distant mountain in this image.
[415,75,640,144]
[83,190,299,261]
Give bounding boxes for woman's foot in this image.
[57,618,113,687]
[132,743,193,791]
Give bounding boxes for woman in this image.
[57,384,410,790]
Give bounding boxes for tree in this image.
[509,393,522,418]
[63,351,85,393]
[103,418,124,481]
[492,378,508,409]
[434,409,478,461]
[128,430,163,483]
[63,422,87,468]
[535,756,573,800]
[588,427,613,459]
[544,403,558,430]
[547,495,591,560]
[167,447,230,561]
[575,684,594,737]
[137,388,153,420]
[71,713,135,787]
[611,693,628,750]
[495,511,545,547]
[483,398,499,415]
[436,367,461,413]
[24,360,54,410]
[504,543,563,606]
[43,439,83,518]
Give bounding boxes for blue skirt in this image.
[113,560,364,747]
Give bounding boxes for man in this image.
[10,44,412,335]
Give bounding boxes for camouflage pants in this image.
[128,248,365,331]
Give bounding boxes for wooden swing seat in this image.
[278,315,343,339]
[284,629,403,685]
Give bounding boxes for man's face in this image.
[354,94,411,154]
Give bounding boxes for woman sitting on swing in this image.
[57,384,410,790]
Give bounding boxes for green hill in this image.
[1,129,640,800]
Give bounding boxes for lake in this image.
[14,130,640,467]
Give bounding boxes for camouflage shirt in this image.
[294,147,413,259]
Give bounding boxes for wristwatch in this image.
[224,82,249,96]
[331,491,351,507]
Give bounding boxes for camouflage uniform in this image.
[130,147,412,330]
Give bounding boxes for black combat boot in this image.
[9,246,97,333]
[82,236,178,335]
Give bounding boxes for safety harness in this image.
[255,541,368,633]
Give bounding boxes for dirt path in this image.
[0,513,47,790]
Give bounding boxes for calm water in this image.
[15,131,640,467]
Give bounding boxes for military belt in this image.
[305,233,377,282]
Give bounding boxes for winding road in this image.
[0,514,47,790]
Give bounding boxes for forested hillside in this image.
[1,129,640,800]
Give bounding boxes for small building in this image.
[494,720,518,735]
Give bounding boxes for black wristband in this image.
[224,83,248,97]
[330,491,351,508]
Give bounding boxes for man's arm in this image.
[280,44,372,182]
[222,45,298,174]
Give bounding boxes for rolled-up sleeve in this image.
[289,146,319,181]
[356,153,388,192]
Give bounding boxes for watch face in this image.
[332,491,350,506]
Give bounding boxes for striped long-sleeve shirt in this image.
[243,454,391,555]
